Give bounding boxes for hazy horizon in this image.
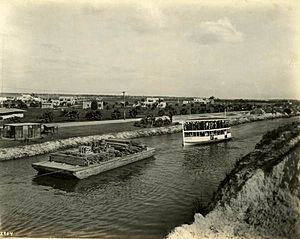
[1,0,299,99]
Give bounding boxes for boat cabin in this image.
[182,117,232,146]
[2,122,42,140]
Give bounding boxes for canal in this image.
[0,117,299,238]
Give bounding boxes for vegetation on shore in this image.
[133,115,172,128]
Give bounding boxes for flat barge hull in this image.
[32,147,155,179]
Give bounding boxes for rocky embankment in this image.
[0,125,181,161]
[0,112,297,161]
[167,122,300,239]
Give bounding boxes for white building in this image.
[193,98,210,105]
[144,97,164,106]
[83,101,104,110]
[0,97,7,102]
[59,96,75,106]
[17,94,42,103]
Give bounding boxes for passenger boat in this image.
[182,117,232,146]
[32,139,155,179]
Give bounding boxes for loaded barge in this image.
[32,139,155,179]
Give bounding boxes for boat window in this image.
[224,121,229,128]
[184,120,230,131]
[200,132,205,137]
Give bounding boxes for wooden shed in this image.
[2,123,42,140]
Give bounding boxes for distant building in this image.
[59,96,75,106]
[0,108,25,120]
[193,98,210,104]
[0,97,7,103]
[145,98,164,106]
[17,94,42,106]
[0,97,7,107]
[82,101,104,110]
[41,102,54,109]
[2,122,42,140]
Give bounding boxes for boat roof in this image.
[4,122,41,126]
[183,117,228,122]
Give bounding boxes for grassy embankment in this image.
[167,122,300,239]
[0,122,136,148]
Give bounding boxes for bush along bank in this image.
[0,125,182,161]
[227,111,298,126]
[167,121,300,239]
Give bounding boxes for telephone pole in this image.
[122,91,126,120]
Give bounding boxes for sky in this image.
[0,0,299,99]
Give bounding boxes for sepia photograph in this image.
[0,0,300,238]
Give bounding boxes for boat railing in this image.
[183,127,231,132]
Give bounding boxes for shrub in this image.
[129,108,138,118]
[180,108,188,115]
[153,118,163,127]
[111,109,121,119]
[191,107,197,114]
[284,108,292,115]
[91,100,98,110]
[16,100,27,109]
[40,111,54,123]
[85,110,102,120]
[158,109,165,116]
[7,116,21,123]
[135,115,171,128]
[63,110,79,121]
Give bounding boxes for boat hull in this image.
[32,147,155,179]
[183,133,232,146]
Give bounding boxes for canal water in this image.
[0,117,299,238]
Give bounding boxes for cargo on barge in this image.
[32,139,155,179]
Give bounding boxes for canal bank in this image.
[167,122,300,239]
[0,112,298,161]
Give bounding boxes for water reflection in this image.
[32,157,156,193]
[182,141,231,169]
